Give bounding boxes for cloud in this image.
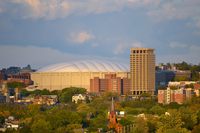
[69,31,95,44]
[0,0,158,19]
[147,0,200,29]
[169,42,188,48]
[0,0,199,32]
[1,0,71,19]
[114,41,143,55]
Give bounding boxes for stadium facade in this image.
[31,60,130,91]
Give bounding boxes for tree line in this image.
[0,88,200,132]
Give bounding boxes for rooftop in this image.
[37,60,129,73]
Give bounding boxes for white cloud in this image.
[1,0,199,32]
[114,41,143,55]
[2,0,71,19]
[0,0,158,19]
[148,0,200,29]
[69,31,95,44]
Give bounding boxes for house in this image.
[32,95,58,105]
[194,83,200,96]
[16,95,58,105]
[4,116,19,130]
[72,94,86,103]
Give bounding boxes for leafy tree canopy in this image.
[7,82,25,89]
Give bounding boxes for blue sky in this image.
[0,0,200,69]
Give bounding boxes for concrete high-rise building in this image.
[130,48,155,95]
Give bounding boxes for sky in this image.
[0,0,200,69]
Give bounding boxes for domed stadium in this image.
[31,60,130,91]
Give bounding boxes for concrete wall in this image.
[31,72,129,91]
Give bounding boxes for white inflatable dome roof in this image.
[37,60,129,73]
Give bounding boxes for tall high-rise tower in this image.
[130,48,155,95]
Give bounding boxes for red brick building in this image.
[7,73,33,85]
[90,74,130,95]
[158,87,193,104]
[194,83,200,96]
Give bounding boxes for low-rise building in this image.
[16,95,58,105]
[72,94,86,103]
[158,83,195,104]
[4,116,19,130]
[32,95,58,105]
[7,73,33,85]
[168,81,196,87]
[194,83,200,97]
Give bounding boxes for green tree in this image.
[192,124,200,133]
[30,89,51,96]
[175,61,190,70]
[31,119,52,133]
[179,107,198,130]
[119,117,132,126]
[54,127,68,133]
[157,109,189,133]
[88,113,108,132]
[65,124,83,133]
[59,87,86,103]
[7,82,25,88]
[77,103,93,116]
[132,117,148,133]
[174,76,189,81]
[147,116,159,133]
[125,107,147,115]
[20,89,31,97]
[150,105,165,115]
[0,115,5,127]
[191,65,200,81]
[27,104,41,116]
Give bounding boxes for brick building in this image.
[7,73,33,85]
[158,87,194,104]
[194,83,200,96]
[90,74,131,95]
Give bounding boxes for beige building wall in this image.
[130,48,155,95]
[31,72,129,91]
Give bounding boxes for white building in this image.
[72,94,86,103]
[31,60,129,91]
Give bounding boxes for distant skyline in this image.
[0,0,200,69]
